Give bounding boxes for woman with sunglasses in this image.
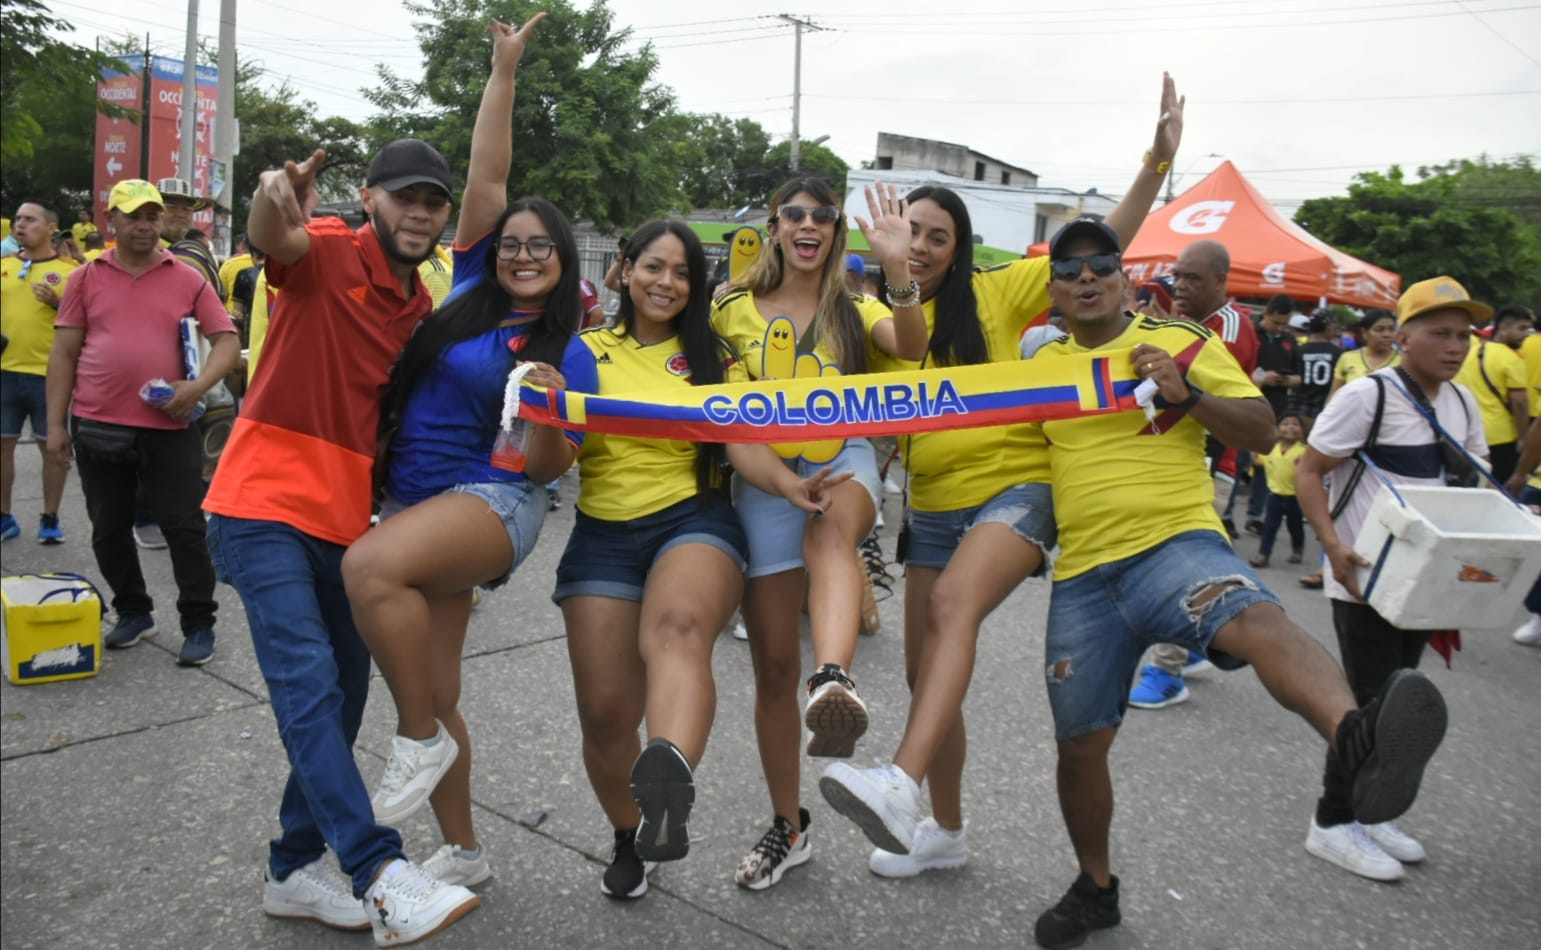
[819,74,1184,878]
[544,219,848,900]
[712,177,928,890]
[341,15,595,887]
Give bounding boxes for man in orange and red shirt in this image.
[203,140,480,944]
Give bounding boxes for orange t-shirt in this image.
[204,219,432,545]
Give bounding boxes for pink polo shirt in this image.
[54,248,235,429]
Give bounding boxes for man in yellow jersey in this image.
[1490,304,1533,351]
[1505,390,1541,648]
[1,199,77,543]
[82,232,107,261]
[1027,219,1448,949]
[1454,320,1527,481]
[70,208,99,245]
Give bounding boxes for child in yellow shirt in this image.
[1250,412,1307,567]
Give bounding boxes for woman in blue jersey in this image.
[341,16,592,887]
[818,74,1185,877]
[711,177,928,890]
[547,219,846,899]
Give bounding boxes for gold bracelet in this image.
[1143,149,1172,175]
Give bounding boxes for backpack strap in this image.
[1328,374,1386,521]
[1475,340,1506,406]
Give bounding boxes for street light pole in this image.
[214,0,236,254]
[179,0,198,188]
[776,15,822,172]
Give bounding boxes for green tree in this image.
[1,0,130,164]
[1295,157,1541,311]
[673,113,775,209]
[367,0,686,230]
[763,140,851,200]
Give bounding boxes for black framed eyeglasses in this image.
[777,204,840,225]
[1050,252,1122,282]
[495,236,556,261]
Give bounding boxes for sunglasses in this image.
[777,204,840,225]
[495,236,556,261]
[1051,253,1122,282]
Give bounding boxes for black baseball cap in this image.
[366,139,454,197]
[1048,217,1119,260]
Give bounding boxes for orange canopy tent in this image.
[1031,161,1400,308]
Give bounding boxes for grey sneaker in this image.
[105,613,156,649]
[133,523,168,549]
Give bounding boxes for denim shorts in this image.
[1044,529,1282,741]
[903,482,1057,571]
[0,370,48,438]
[731,438,883,578]
[552,493,748,603]
[379,479,547,590]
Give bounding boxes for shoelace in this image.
[806,663,855,693]
[381,863,438,902]
[377,745,420,795]
[750,819,794,865]
[301,863,354,899]
[859,532,894,601]
[1346,823,1384,853]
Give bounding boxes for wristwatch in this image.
[1175,384,1203,411]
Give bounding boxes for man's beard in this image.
[371,211,437,268]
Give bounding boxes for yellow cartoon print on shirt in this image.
[761,315,844,464]
[727,226,762,284]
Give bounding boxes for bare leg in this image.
[1210,600,1355,746]
[563,596,646,828]
[1056,726,1118,887]
[342,493,513,740]
[802,479,875,671]
[637,544,743,766]
[424,589,477,850]
[38,441,67,516]
[743,569,807,822]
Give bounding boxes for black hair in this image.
[614,219,736,497]
[1495,304,1535,326]
[1361,309,1395,332]
[1265,294,1293,315]
[1277,410,1304,426]
[83,232,105,249]
[185,227,207,242]
[899,185,988,366]
[16,198,58,226]
[387,197,580,430]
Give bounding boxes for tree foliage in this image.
[764,141,852,200]
[1,0,130,163]
[1294,156,1541,312]
[368,0,686,231]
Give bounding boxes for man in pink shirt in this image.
[44,179,239,666]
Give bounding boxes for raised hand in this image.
[488,12,546,73]
[854,182,912,271]
[1150,72,1185,167]
[259,148,326,229]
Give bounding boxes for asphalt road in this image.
[2,447,1536,950]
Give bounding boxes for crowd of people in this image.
[4,17,1539,949]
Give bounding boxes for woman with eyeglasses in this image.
[540,219,848,900]
[341,16,592,888]
[711,176,928,890]
[818,74,1184,879]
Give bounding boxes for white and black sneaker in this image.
[600,828,657,899]
[363,858,479,947]
[804,664,868,758]
[631,738,694,862]
[734,807,812,890]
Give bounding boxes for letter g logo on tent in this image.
[1169,201,1235,236]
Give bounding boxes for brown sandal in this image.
[1299,572,1324,589]
[1249,554,1269,568]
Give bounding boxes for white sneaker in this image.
[804,664,869,758]
[1512,614,1541,646]
[1305,819,1404,881]
[1363,821,1426,863]
[372,724,460,823]
[364,858,479,948]
[263,857,370,931]
[869,817,969,878]
[818,760,921,855]
[421,843,492,887]
[884,474,903,495]
[875,508,886,529]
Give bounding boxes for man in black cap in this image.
[203,140,479,945]
[1025,218,1449,950]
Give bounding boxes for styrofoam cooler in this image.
[2,574,104,685]
[1355,484,1541,629]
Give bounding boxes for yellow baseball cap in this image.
[109,179,165,214]
[1395,275,1493,326]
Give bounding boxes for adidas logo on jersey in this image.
[596,353,614,364]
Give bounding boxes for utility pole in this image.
[180,0,199,189]
[776,15,823,172]
[215,0,236,255]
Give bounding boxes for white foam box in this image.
[1355,485,1541,629]
[1,575,103,685]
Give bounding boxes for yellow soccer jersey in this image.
[1258,440,1306,496]
[418,249,454,308]
[0,254,77,374]
[1040,314,1263,579]
[247,268,274,383]
[873,257,1055,510]
[1456,338,1525,445]
[711,289,890,378]
[218,253,251,306]
[574,326,748,522]
[1334,348,1400,386]
[1521,333,1541,418]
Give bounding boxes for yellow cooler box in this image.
[1,574,105,685]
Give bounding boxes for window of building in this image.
[974,161,985,181]
[1001,171,1011,185]
[1034,214,1049,243]
[876,156,893,170]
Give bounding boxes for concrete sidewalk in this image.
[2,448,1537,949]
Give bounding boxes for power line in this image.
[806,89,1540,107]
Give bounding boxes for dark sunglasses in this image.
[495,236,556,261]
[1051,252,1122,282]
[778,204,840,225]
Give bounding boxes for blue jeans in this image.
[205,514,403,897]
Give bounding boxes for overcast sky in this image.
[50,0,1541,212]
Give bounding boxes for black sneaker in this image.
[734,807,812,890]
[1220,517,1238,540]
[1337,669,1448,825]
[600,829,653,899]
[1245,518,1264,536]
[1034,872,1120,949]
[547,486,562,511]
[631,738,694,862]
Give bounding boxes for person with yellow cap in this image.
[1295,275,1490,883]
